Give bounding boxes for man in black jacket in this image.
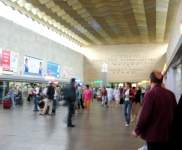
[39,81,55,115]
[64,78,76,127]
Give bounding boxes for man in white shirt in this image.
[107,86,114,108]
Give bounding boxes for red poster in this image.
[2,50,10,70]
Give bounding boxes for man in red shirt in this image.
[101,86,107,107]
[132,71,177,150]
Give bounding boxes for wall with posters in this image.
[0,16,83,81]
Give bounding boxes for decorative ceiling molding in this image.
[2,0,180,46]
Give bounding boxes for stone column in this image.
[102,63,108,88]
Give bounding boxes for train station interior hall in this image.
[0,0,182,150]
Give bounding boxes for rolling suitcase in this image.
[3,96,11,109]
[97,97,101,101]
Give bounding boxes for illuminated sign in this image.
[94,80,102,84]
[44,75,55,80]
[2,70,14,75]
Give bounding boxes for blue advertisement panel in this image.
[47,62,60,78]
[24,55,42,76]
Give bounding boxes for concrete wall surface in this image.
[0,16,83,82]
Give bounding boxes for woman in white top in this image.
[107,86,114,108]
[27,85,33,102]
[113,86,120,108]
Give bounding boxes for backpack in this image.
[63,84,70,100]
[63,84,75,101]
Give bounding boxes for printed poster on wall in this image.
[24,55,42,76]
[62,66,74,80]
[1,50,10,70]
[0,49,18,72]
[47,62,60,78]
[10,52,18,72]
[0,49,2,66]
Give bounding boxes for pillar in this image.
[102,63,108,88]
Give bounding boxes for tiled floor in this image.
[0,99,145,150]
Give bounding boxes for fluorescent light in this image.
[44,76,55,80]
[2,71,14,75]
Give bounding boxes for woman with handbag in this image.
[83,85,93,113]
[123,82,135,127]
[131,86,141,123]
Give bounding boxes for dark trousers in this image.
[27,94,32,102]
[141,93,145,100]
[79,96,85,109]
[34,95,39,110]
[67,101,75,126]
[147,141,170,150]
[53,98,58,114]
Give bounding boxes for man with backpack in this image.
[64,78,76,127]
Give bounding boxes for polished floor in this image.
[0,99,145,150]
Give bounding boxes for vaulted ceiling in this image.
[2,0,180,47]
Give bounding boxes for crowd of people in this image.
[0,84,23,108]
[1,70,181,150]
[61,78,146,128]
[62,72,181,150]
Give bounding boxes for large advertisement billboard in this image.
[47,62,60,78]
[0,49,18,72]
[24,55,42,76]
[1,50,10,70]
[62,66,74,80]
[10,52,18,72]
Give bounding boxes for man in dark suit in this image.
[64,78,76,127]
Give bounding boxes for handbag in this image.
[119,98,124,104]
[31,91,35,96]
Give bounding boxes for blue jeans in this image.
[101,96,107,106]
[34,95,39,110]
[10,95,15,108]
[53,98,58,113]
[123,101,132,124]
[0,93,2,103]
[66,101,75,126]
